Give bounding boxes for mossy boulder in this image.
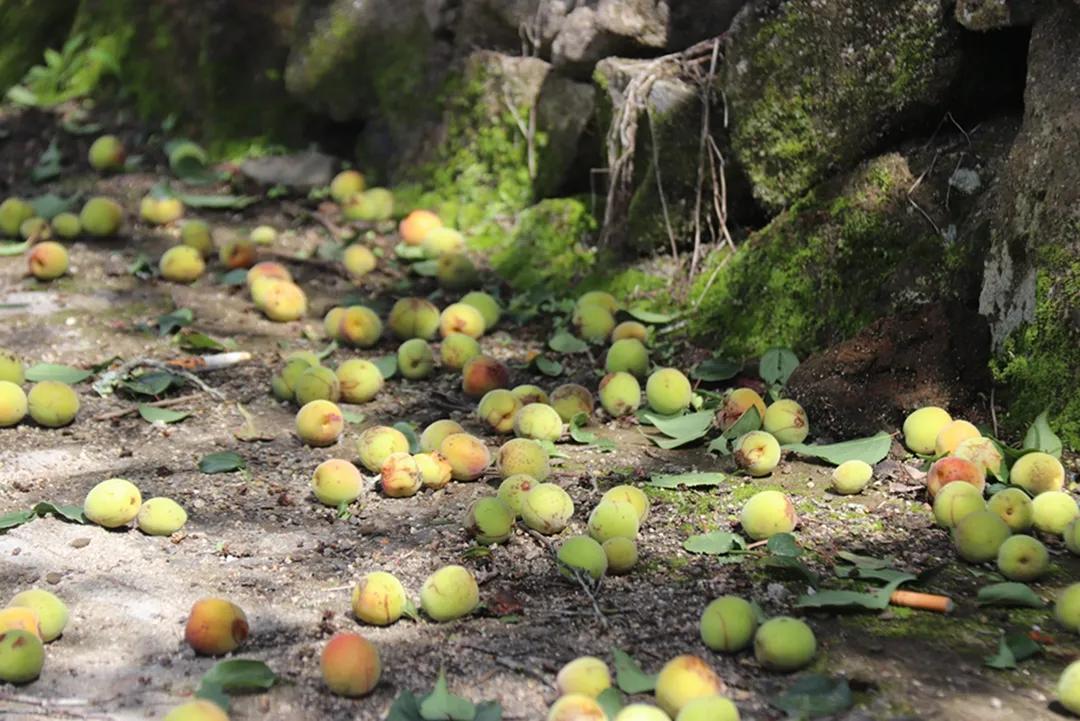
[0,0,79,94]
[979,1,1080,450]
[492,198,598,291]
[955,0,1038,30]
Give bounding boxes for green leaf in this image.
[386,691,424,721]
[548,331,588,354]
[773,674,853,718]
[0,510,36,530]
[568,413,616,451]
[834,551,894,570]
[412,260,439,277]
[198,452,246,474]
[177,193,259,210]
[766,533,802,557]
[24,363,92,384]
[29,193,75,220]
[195,681,231,712]
[765,556,820,587]
[6,85,40,107]
[342,409,366,425]
[625,307,676,324]
[394,242,427,260]
[157,308,195,336]
[795,576,914,610]
[976,582,1044,608]
[419,670,476,721]
[122,371,181,397]
[834,566,914,584]
[1023,410,1062,458]
[219,268,249,286]
[759,348,799,387]
[707,436,732,455]
[138,404,191,424]
[782,432,892,466]
[612,648,657,694]
[532,356,563,377]
[394,422,422,454]
[984,632,1040,670]
[177,330,228,352]
[691,357,741,382]
[683,532,748,555]
[473,702,502,721]
[0,240,32,257]
[536,440,569,459]
[200,659,277,692]
[596,688,623,719]
[31,140,62,183]
[643,410,713,439]
[128,254,154,279]
[721,405,762,440]
[373,355,398,379]
[647,472,727,489]
[29,503,85,524]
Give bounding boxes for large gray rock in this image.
[954,0,1038,30]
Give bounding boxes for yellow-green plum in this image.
[20,217,49,241]
[987,488,1034,531]
[79,196,123,237]
[420,565,479,621]
[137,497,188,535]
[439,303,486,339]
[184,597,249,655]
[330,170,365,202]
[345,188,394,221]
[295,400,344,447]
[996,535,1049,582]
[339,306,383,348]
[421,227,465,257]
[573,304,615,343]
[952,511,1011,563]
[312,459,363,506]
[1066,519,1080,556]
[599,372,641,417]
[926,457,985,498]
[547,694,606,721]
[0,607,40,637]
[0,349,24,384]
[498,474,536,516]
[675,696,739,721]
[380,452,423,498]
[1058,660,1080,715]
[587,501,639,542]
[441,333,481,370]
[1011,452,1066,495]
[478,389,522,434]
[272,357,315,401]
[1032,491,1079,534]
[601,486,649,524]
[512,384,548,406]
[739,490,796,540]
[50,212,81,239]
[398,339,435,379]
[294,366,340,406]
[0,197,34,236]
[460,291,501,330]
[902,406,952,455]
[831,460,872,495]
[246,261,292,291]
[7,589,67,642]
[27,380,79,427]
[1056,583,1080,632]
[522,483,574,534]
[352,571,407,625]
[27,241,69,280]
[733,431,781,477]
[611,320,648,342]
[399,209,442,246]
[558,535,608,580]
[420,419,464,453]
[466,497,515,544]
[180,220,213,257]
[321,632,381,697]
[437,253,479,291]
[323,307,345,340]
[336,359,384,403]
[343,244,376,279]
[140,195,185,225]
[754,617,816,672]
[497,438,550,481]
[258,281,307,322]
[159,245,205,283]
[605,338,649,377]
[462,355,510,398]
[932,482,985,528]
[952,436,1004,478]
[646,368,692,416]
[655,655,726,717]
[613,705,671,721]
[416,451,453,490]
[715,388,767,431]
[576,291,619,314]
[551,384,595,422]
[88,135,125,171]
[556,656,611,698]
[0,630,44,684]
[934,419,981,456]
[762,399,809,444]
[388,297,440,340]
[162,700,230,721]
[513,403,563,442]
[249,225,277,245]
[83,478,141,528]
[0,381,28,427]
[603,537,638,574]
[700,596,757,653]
[439,432,491,480]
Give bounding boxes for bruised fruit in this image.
[0,630,44,684]
[462,355,509,398]
[716,388,766,431]
[399,209,442,246]
[1031,491,1078,534]
[587,501,639,543]
[548,695,605,721]
[259,281,307,322]
[420,419,465,453]
[330,170,365,202]
[655,655,726,716]
[603,537,638,574]
[50,212,81,239]
[612,320,648,342]
[159,245,205,283]
[1055,583,1080,632]
[935,420,981,456]
[219,238,256,269]
[312,459,363,506]
[294,366,340,406]
[558,535,608,580]
[137,497,188,535]
[902,406,952,455]
[996,535,1049,582]
[831,460,872,495]
[362,427,412,472]
[184,597,249,655]
[466,497,515,544]
[0,608,40,637]
[416,452,453,490]
[0,198,34,236]
[420,565,479,621]
[339,305,383,348]
[437,253,479,291]
[7,589,67,642]
[497,438,550,481]
[601,485,650,523]
[422,227,465,257]
[605,338,649,377]
[0,381,28,426]
[398,339,434,379]
[295,400,344,446]
[754,617,816,672]
[79,196,123,237]
[88,135,125,171]
[352,572,407,625]
[646,368,692,416]
[988,488,1034,531]
[733,431,781,477]
[573,304,615,343]
[0,350,25,384]
[1058,660,1080,715]
[599,372,641,417]
[140,195,184,225]
[613,705,671,721]
[498,474,536,515]
[675,696,739,721]
[952,436,1004,478]
[952,511,1011,563]
[163,700,229,721]
[180,220,212,256]
[551,384,595,422]
[1010,452,1066,495]
[27,380,79,427]
[521,483,574,534]
[440,302,486,338]
[27,241,68,280]
[343,244,376,279]
[512,384,548,406]
[388,297,440,340]
[762,399,809,444]
[380,452,423,498]
[83,478,141,528]
[556,656,611,698]
[321,632,381,697]
[513,403,563,442]
[926,457,984,498]
[478,389,522,434]
[739,490,796,540]
[933,482,985,528]
[700,596,757,653]
[336,359,384,403]
[439,432,491,480]
[460,291,501,329]
[441,333,481,370]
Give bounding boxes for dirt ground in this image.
[1,111,1079,721]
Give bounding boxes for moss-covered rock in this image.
[492,198,598,291]
[0,0,79,94]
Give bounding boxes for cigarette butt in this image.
[889,590,954,613]
[167,352,251,371]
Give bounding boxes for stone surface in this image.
[240,150,336,189]
[955,0,1038,30]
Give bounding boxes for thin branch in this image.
[524,528,607,627]
[646,107,679,276]
[93,392,203,422]
[459,643,555,688]
[690,39,721,279]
